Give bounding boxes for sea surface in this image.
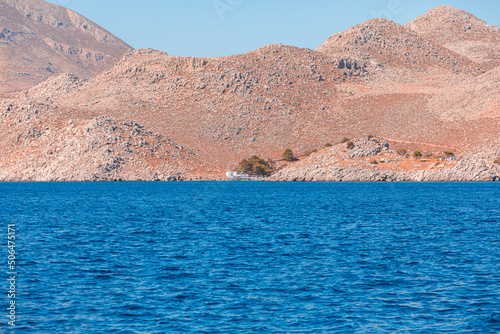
[1,182,500,333]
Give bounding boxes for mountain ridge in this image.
[1,4,500,181]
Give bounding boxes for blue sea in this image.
[1,182,500,333]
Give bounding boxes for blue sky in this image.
[45,0,500,58]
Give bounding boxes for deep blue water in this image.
[1,182,500,333]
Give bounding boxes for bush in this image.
[494,158,500,164]
[413,150,423,158]
[283,148,295,162]
[324,143,332,148]
[368,134,375,140]
[238,156,273,176]
[444,150,455,157]
[341,137,351,144]
[304,149,318,156]
[397,149,407,156]
[346,141,355,150]
[370,159,379,165]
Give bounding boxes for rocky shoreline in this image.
[268,139,500,182]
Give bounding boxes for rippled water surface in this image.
[1,182,500,333]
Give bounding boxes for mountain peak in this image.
[316,16,480,77]
[405,6,500,67]
[406,5,494,32]
[317,18,405,54]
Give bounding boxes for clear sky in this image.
[45,0,500,58]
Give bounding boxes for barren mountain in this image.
[405,5,500,69]
[17,43,498,173]
[31,45,372,167]
[317,18,483,83]
[0,5,499,181]
[0,83,208,181]
[0,0,132,93]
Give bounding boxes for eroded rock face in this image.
[269,139,500,182]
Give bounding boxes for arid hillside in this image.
[0,0,132,92]
[316,17,483,84]
[428,64,500,121]
[0,5,499,181]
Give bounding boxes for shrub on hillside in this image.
[397,149,407,156]
[324,143,332,148]
[346,141,355,150]
[341,137,351,144]
[413,150,423,158]
[444,150,455,157]
[283,148,295,162]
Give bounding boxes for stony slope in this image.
[8,40,499,175]
[0,83,208,181]
[1,5,500,181]
[0,0,133,92]
[38,41,499,167]
[405,5,500,69]
[316,18,483,83]
[428,65,500,121]
[269,138,500,182]
[31,46,374,168]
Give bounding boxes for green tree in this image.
[238,159,252,172]
[238,156,274,176]
[283,148,295,162]
[444,151,455,157]
[413,150,423,158]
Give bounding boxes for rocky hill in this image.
[25,46,374,168]
[317,18,483,83]
[0,0,132,92]
[405,6,500,69]
[0,79,210,181]
[0,5,499,181]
